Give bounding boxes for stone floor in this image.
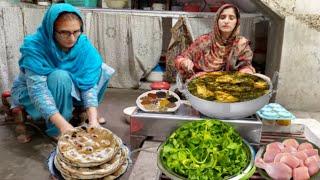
[0,88,319,180]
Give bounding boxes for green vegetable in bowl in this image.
[160,120,249,180]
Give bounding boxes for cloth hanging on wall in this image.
[93,12,132,88]
[130,15,163,87]
[22,7,45,35]
[0,7,24,93]
[92,13,163,88]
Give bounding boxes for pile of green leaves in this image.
[160,120,249,180]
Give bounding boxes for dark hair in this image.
[230,6,240,19]
[220,6,240,19]
[54,12,83,31]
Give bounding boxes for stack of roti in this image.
[54,126,129,180]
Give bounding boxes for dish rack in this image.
[65,0,97,7]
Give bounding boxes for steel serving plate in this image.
[136,90,181,113]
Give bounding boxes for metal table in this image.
[129,102,263,150]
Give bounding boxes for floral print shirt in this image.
[175,34,254,77]
[175,4,255,78]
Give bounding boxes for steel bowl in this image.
[157,139,256,180]
[176,73,273,119]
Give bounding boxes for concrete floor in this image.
[0,88,319,180]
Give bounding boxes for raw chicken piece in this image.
[303,149,319,157]
[264,142,285,163]
[266,142,285,153]
[298,142,314,151]
[293,167,310,180]
[263,149,279,163]
[305,155,320,176]
[311,155,320,161]
[282,146,298,153]
[298,160,305,167]
[283,139,299,149]
[255,158,292,180]
[293,151,308,161]
[280,154,300,168]
[274,153,290,163]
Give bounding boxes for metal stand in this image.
[130,102,263,147]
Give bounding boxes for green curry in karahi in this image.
[187,72,269,103]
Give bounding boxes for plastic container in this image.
[150,81,170,90]
[209,1,226,12]
[146,64,165,82]
[37,0,50,6]
[256,103,296,126]
[152,3,165,11]
[209,5,220,12]
[106,0,128,9]
[183,4,200,12]
[65,0,97,7]
[123,106,136,123]
[171,5,182,11]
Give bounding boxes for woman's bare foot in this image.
[17,134,31,143]
[98,117,106,124]
[49,174,59,180]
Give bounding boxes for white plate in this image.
[136,90,181,113]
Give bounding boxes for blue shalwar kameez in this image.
[10,4,115,137]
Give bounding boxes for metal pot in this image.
[177,73,273,119]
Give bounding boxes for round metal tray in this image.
[136,90,181,113]
[256,139,320,180]
[47,149,63,180]
[47,147,130,180]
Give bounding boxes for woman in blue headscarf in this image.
[11,3,114,138]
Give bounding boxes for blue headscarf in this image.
[19,3,102,91]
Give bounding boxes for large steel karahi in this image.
[177,72,273,119]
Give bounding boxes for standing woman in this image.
[11,3,114,138]
[175,4,255,79]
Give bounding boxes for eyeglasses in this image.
[55,29,82,39]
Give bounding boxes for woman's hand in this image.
[60,123,74,134]
[86,107,101,127]
[89,120,101,128]
[50,112,74,134]
[182,59,194,74]
[239,67,254,74]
